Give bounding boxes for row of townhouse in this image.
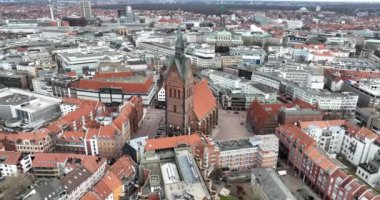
[276,124,380,200]
[299,120,378,166]
[299,119,380,188]
[23,153,137,200]
[0,96,143,158]
[55,96,144,158]
[0,98,104,154]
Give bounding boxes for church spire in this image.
[175,29,184,58]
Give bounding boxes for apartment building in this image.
[355,107,380,134]
[0,151,32,176]
[343,79,380,108]
[300,120,378,166]
[24,155,135,200]
[0,70,29,89]
[0,128,54,154]
[215,135,279,173]
[300,120,347,156]
[55,131,86,154]
[356,143,380,188]
[32,153,106,178]
[275,125,380,200]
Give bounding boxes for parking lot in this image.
[211,109,252,141]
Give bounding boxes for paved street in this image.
[211,109,252,141]
[134,108,252,141]
[133,107,165,139]
[278,159,321,200]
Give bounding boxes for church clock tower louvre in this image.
[164,29,195,136]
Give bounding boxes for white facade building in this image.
[0,151,32,176]
[301,121,346,156]
[60,103,79,116]
[157,87,165,102]
[293,88,358,111]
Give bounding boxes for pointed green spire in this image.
[175,28,184,58]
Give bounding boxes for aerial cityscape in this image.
[1,0,380,200]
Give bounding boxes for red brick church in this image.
[165,30,218,135]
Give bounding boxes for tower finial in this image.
[175,28,184,58]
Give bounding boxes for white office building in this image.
[293,87,358,111]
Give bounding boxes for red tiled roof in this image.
[158,18,181,23]
[0,151,21,165]
[304,147,338,173]
[193,80,217,120]
[72,76,154,94]
[112,104,133,132]
[32,153,69,168]
[81,191,101,200]
[98,125,117,139]
[102,171,123,192]
[110,156,136,178]
[32,153,102,173]
[278,124,316,150]
[85,129,98,140]
[145,134,202,151]
[93,179,113,199]
[352,127,377,140]
[299,120,346,129]
[148,194,160,200]
[0,128,51,143]
[60,131,85,142]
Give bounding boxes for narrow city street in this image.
[278,159,321,199]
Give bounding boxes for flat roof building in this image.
[251,168,296,200]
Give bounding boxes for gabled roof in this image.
[102,171,123,192]
[81,191,101,200]
[352,127,377,140]
[60,167,92,193]
[193,80,217,120]
[299,120,346,129]
[110,156,136,179]
[0,151,21,165]
[304,147,338,173]
[93,179,113,199]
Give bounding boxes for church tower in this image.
[165,30,194,136]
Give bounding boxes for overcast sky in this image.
[215,0,380,2]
